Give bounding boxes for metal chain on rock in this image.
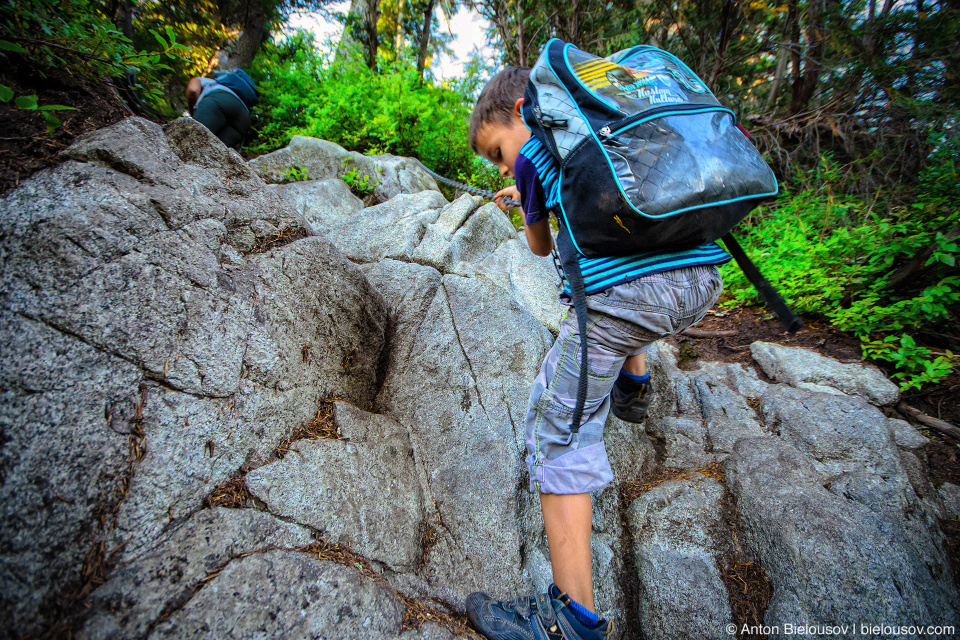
[408,158,565,286]
[407,158,521,209]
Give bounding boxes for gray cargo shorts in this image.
[524,264,723,495]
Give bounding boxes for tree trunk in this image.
[708,0,735,86]
[110,0,135,40]
[765,6,796,111]
[480,0,517,66]
[789,0,824,114]
[555,0,580,46]
[395,0,405,59]
[788,0,801,98]
[569,0,579,47]
[337,0,381,68]
[516,0,525,67]
[337,0,365,57]
[864,0,876,53]
[221,7,268,70]
[416,0,437,77]
[367,0,381,70]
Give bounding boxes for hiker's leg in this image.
[192,94,228,140]
[542,492,594,611]
[525,308,646,611]
[622,352,646,375]
[217,125,244,148]
[611,351,652,423]
[193,91,250,148]
[218,99,252,148]
[525,313,623,497]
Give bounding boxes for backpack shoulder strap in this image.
[555,224,589,434]
[722,233,802,332]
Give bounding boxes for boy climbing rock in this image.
[464,65,730,639]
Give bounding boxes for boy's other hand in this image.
[494,185,521,211]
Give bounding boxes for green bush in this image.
[720,148,959,391]
[0,85,75,132]
[340,158,381,196]
[245,32,505,194]
[0,0,186,112]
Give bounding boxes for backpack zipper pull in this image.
[599,126,612,139]
[535,106,568,129]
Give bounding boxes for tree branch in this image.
[681,328,738,338]
[898,402,960,442]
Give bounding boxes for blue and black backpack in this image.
[214,69,259,110]
[522,39,800,429]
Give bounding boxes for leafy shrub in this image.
[282,165,311,182]
[0,85,75,132]
[340,159,380,196]
[0,0,186,113]
[246,32,505,194]
[720,150,959,390]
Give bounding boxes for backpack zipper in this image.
[600,104,735,139]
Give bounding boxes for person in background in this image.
[185,68,258,149]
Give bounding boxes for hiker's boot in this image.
[466,584,612,640]
[610,374,652,423]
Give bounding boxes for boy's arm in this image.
[525,217,553,257]
[509,155,554,257]
[492,185,553,256]
[186,77,202,113]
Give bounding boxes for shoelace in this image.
[503,593,556,623]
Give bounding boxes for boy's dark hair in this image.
[469,66,530,153]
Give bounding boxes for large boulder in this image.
[471,237,565,335]
[643,344,768,469]
[750,341,900,405]
[80,508,316,640]
[724,437,958,634]
[269,177,364,234]
[362,258,555,607]
[760,385,953,596]
[0,118,390,635]
[412,198,509,270]
[3,121,956,640]
[318,190,449,263]
[627,475,732,640]
[247,135,381,186]
[0,310,140,637]
[760,384,905,477]
[147,551,407,639]
[245,402,428,571]
[247,135,440,202]
[368,152,443,202]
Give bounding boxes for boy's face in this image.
[475,99,530,178]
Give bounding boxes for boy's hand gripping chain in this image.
[409,159,520,209]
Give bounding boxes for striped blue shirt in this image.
[515,137,730,296]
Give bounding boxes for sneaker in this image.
[465,584,612,640]
[610,376,652,423]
